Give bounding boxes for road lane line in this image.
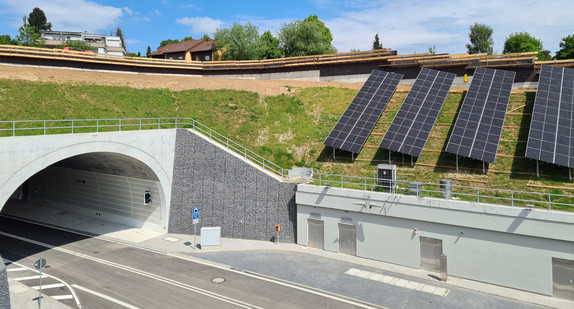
[72,285,141,309]
[6,267,27,272]
[32,283,65,289]
[0,231,263,309]
[52,295,74,300]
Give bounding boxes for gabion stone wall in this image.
[169,129,297,242]
[0,254,10,309]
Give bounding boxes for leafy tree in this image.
[212,22,261,60]
[28,7,51,34]
[159,39,180,48]
[372,33,383,50]
[555,35,574,60]
[259,30,282,59]
[115,27,125,48]
[350,48,360,52]
[146,45,152,57]
[503,32,550,60]
[16,16,43,47]
[428,45,436,55]
[202,34,211,40]
[278,14,335,57]
[183,36,194,41]
[0,35,17,45]
[466,23,494,55]
[137,51,141,57]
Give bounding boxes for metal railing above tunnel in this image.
[0,117,289,179]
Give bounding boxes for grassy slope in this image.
[0,79,572,208]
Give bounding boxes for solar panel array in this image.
[525,65,574,168]
[379,68,455,157]
[445,68,515,163]
[324,70,403,154]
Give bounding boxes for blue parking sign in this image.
[192,207,199,224]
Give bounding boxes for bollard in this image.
[440,254,448,282]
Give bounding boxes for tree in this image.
[0,35,17,45]
[159,39,180,48]
[202,34,211,40]
[503,32,550,60]
[16,16,43,47]
[372,33,383,50]
[466,23,494,55]
[258,30,282,59]
[183,36,194,41]
[278,14,335,57]
[28,7,51,34]
[428,45,436,55]
[555,35,574,60]
[146,45,152,57]
[115,27,125,49]
[212,22,261,60]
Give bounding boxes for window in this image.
[205,55,210,61]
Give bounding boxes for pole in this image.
[38,266,42,308]
[193,224,196,250]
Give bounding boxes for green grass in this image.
[1,79,573,210]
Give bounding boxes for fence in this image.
[0,117,288,178]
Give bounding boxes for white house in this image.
[40,31,126,56]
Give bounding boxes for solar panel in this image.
[445,68,515,163]
[324,70,403,154]
[525,65,574,168]
[379,68,455,157]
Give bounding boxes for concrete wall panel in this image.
[296,184,574,295]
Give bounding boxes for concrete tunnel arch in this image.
[0,140,173,232]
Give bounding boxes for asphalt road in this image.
[0,217,381,309]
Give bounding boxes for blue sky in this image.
[1,0,573,57]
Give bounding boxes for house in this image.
[40,31,126,56]
[149,39,214,62]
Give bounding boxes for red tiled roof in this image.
[150,39,213,56]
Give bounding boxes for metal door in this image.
[338,223,356,256]
[553,257,574,301]
[420,237,443,272]
[308,219,324,250]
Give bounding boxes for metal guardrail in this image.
[2,117,574,211]
[312,173,574,211]
[0,118,288,178]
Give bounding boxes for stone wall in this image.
[0,254,10,309]
[169,129,297,242]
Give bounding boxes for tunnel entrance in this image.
[2,152,167,235]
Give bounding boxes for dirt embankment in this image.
[0,64,367,97]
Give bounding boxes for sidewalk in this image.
[8,279,70,309]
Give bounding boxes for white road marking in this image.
[52,295,74,300]
[32,283,65,290]
[3,257,83,308]
[14,275,46,281]
[73,284,141,309]
[7,267,27,272]
[345,268,451,297]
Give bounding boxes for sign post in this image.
[192,207,199,249]
[34,258,47,309]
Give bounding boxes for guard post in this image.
[192,207,199,249]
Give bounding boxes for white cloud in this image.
[176,16,223,34]
[153,9,162,17]
[123,7,133,16]
[322,0,574,54]
[125,39,141,45]
[0,0,123,33]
